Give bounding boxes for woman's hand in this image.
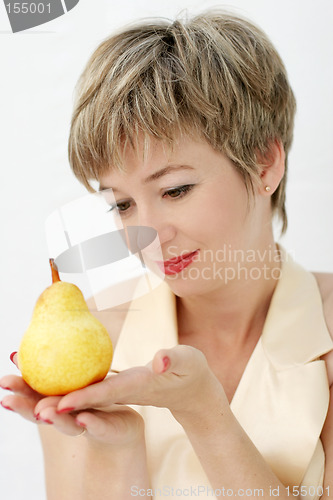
[1,355,150,499]
[35,395,145,447]
[0,372,44,422]
[55,345,228,423]
[0,354,145,447]
[1,345,228,443]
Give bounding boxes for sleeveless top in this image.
[112,251,333,499]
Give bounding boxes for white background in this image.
[0,0,332,498]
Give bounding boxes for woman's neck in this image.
[177,243,281,348]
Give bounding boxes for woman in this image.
[1,10,333,499]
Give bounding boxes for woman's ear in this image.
[258,140,285,196]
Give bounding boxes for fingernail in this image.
[40,417,53,425]
[10,352,17,364]
[0,385,12,391]
[162,356,170,372]
[1,401,14,411]
[34,412,40,420]
[75,419,87,428]
[56,407,75,414]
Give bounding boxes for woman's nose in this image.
[137,208,176,246]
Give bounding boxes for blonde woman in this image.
[1,11,333,500]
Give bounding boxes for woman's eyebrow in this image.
[143,165,194,183]
[99,165,194,192]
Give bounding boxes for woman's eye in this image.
[117,201,131,212]
[163,184,194,199]
[106,185,194,215]
[108,200,132,214]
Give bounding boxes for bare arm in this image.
[171,355,290,499]
[321,385,333,500]
[314,272,333,498]
[39,422,150,500]
[36,305,148,500]
[55,347,292,499]
[0,366,151,500]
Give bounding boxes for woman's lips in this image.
[157,250,199,275]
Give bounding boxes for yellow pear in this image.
[18,259,113,396]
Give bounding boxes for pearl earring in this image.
[265,186,271,192]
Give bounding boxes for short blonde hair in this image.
[68,10,296,233]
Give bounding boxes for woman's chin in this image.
[163,272,211,298]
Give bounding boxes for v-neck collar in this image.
[111,250,333,486]
[112,249,332,375]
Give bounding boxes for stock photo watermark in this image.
[130,485,330,497]
[3,0,80,32]
[166,244,294,283]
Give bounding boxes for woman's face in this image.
[99,135,270,298]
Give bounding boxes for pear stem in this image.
[49,258,61,283]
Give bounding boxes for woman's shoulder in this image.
[313,272,333,385]
[313,272,333,333]
[313,272,333,302]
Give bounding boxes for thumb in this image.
[10,352,19,369]
[152,345,204,375]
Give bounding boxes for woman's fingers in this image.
[1,392,41,422]
[9,351,19,368]
[152,345,207,375]
[0,374,79,433]
[0,374,39,398]
[34,396,62,415]
[56,367,151,414]
[74,407,144,445]
[37,404,143,441]
[35,397,98,436]
[0,365,146,443]
[36,405,86,436]
[0,374,43,422]
[2,345,213,423]
[56,345,209,415]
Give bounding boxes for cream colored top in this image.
[112,252,333,499]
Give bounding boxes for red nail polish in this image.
[75,420,87,428]
[56,407,75,414]
[0,386,12,391]
[34,412,40,420]
[1,401,13,411]
[162,356,170,372]
[10,352,17,364]
[40,417,53,425]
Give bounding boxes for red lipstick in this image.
[157,250,199,275]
